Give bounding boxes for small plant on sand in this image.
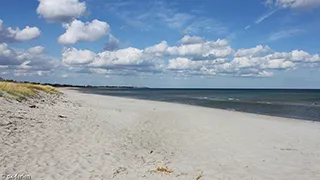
[195,171,203,180]
[156,167,173,174]
[0,82,60,99]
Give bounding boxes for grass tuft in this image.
[195,171,203,180]
[0,82,60,99]
[156,167,173,174]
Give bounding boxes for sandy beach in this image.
[1,88,320,180]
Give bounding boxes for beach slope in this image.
[1,88,320,180]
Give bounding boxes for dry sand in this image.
[1,88,320,180]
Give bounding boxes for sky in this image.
[0,0,320,88]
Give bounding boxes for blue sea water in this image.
[78,88,320,121]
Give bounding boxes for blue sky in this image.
[0,0,320,88]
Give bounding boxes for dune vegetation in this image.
[0,81,60,99]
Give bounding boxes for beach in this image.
[1,88,320,180]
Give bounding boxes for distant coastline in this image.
[0,78,145,89]
[1,78,320,90]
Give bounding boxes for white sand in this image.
[1,88,320,180]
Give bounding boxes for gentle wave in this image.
[197,97,320,107]
[79,88,320,121]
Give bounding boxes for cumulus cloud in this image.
[62,47,164,74]
[88,68,111,75]
[144,36,232,60]
[163,37,320,77]
[144,41,169,56]
[234,45,271,57]
[58,19,110,44]
[104,35,120,51]
[62,48,95,65]
[166,39,232,59]
[37,0,86,22]
[28,46,45,54]
[167,56,281,77]
[0,19,41,43]
[168,57,203,70]
[268,50,320,62]
[0,43,59,76]
[61,36,320,78]
[179,35,205,45]
[0,43,20,65]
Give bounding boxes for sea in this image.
[79,88,320,121]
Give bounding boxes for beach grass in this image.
[156,167,173,174]
[0,81,60,99]
[195,172,203,180]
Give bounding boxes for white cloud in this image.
[0,43,20,65]
[0,65,8,69]
[37,0,86,22]
[231,52,297,71]
[144,36,232,60]
[307,54,320,62]
[62,48,95,65]
[61,74,69,78]
[58,19,110,44]
[235,45,271,57]
[166,39,233,59]
[91,48,143,67]
[168,57,202,70]
[104,34,120,51]
[232,57,260,68]
[88,68,111,74]
[144,41,169,56]
[92,48,163,71]
[62,47,164,74]
[179,35,205,45]
[0,43,59,76]
[291,50,310,62]
[259,71,274,77]
[12,69,51,77]
[11,26,41,42]
[61,36,320,78]
[0,19,41,43]
[267,50,320,62]
[28,46,45,54]
[262,59,295,69]
[166,40,320,77]
[268,29,304,41]
[269,0,320,10]
[1,70,9,75]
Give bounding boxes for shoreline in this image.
[68,87,319,123]
[1,88,320,179]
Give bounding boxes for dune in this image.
[1,88,320,180]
